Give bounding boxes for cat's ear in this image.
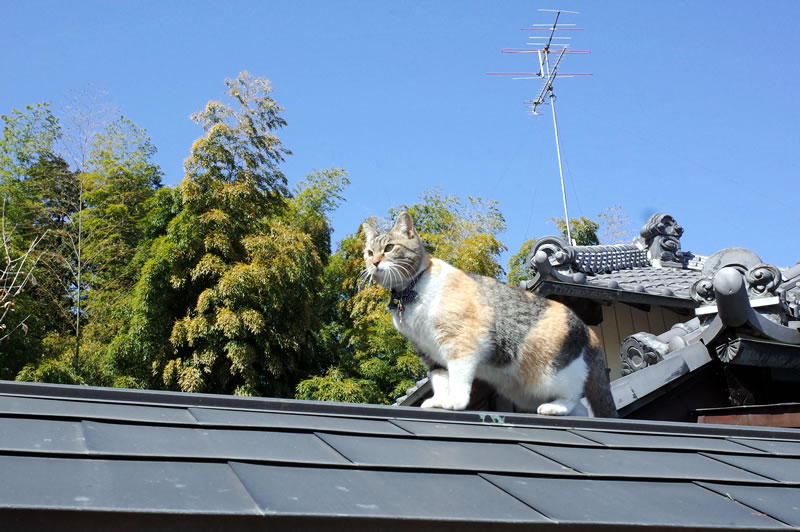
[392,212,417,239]
[362,222,378,242]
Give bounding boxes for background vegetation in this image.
[0,72,626,402]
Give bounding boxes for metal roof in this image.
[2,380,800,530]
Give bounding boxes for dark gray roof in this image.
[2,380,800,530]
[520,214,706,307]
[522,215,800,322]
[580,264,702,299]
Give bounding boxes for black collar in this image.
[388,267,427,312]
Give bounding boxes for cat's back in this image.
[420,258,554,323]
[430,263,591,365]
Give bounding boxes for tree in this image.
[597,205,634,244]
[551,216,600,246]
[0,104,76,378]
[394,189,507,278]
[1,106,163,386]
[109,72,343,397]
[59,86,119,172]
[0,200,47,344]
[506,238,537,287]
[507,207,632,287]
[55,87,121,372]
[79,118,163,339]
[0,104,61,188]
[296,190,507,405]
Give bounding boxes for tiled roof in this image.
[2,380,800,530]
[582,265,702,299]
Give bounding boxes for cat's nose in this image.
[372,259,381,267]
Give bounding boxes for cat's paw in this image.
[421,397,446,409]
[537,402,570,416]
[421,395,469,410]
[441,396,470,411]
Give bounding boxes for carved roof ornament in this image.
[521,214,800,333]
[526,238,651,284]
[690,249,789,306]
[777,263,800,321]
[699,267,800,347]
[635,213,684,268]
[620,318,704,376]
[526,214,686,284]
[746,264,782,296]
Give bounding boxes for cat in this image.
[362,212,618,417]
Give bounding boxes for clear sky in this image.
[2,1,798,269]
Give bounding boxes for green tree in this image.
[506,238,537,287]
[3,109,163,386]
[0,201,47,345]
[395,189,507,278]
[506,216,602,290]
[296,190,507,405]
[551,216,600,246]
[109,72,345,397]
[78,118,163,351]
[0,104,75,378]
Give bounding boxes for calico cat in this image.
[362,212,617,417]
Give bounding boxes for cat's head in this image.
[362,212,427,290]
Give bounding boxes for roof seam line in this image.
[312,432,356,465]
[477,472,557,524]
[691,480,794,528]
[697,452,781,484]
[386,419,416,435]
[516,443,582,475]
[224,461,266,517]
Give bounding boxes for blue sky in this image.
[3,1,798,268]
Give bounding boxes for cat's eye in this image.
[384,244,395,253]
[367,249,374,257]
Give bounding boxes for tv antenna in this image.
[488,9,590,244]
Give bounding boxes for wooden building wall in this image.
[590,303,687,380]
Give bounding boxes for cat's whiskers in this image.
[387,265,401,290]
[357,268,373,291]
[389,262,414,290]
[391,258,417,282]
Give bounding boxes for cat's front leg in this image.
[420,358,476,410]
[420,368,450,409]
[419,358,476,410]
[440,357,477,410]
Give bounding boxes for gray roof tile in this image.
[316,432,575,474]
[571,428,764,453]
[729,437,800,456]
[190,406,406,435]
[3,379,800,529]
[702,453,800,483]
[0,417,87,454]
[231,462,549,522]
[0,394,196,424]
[483,475,788,528]
[521,443,775,482]
[391,419,601,446]
[585,266,702,299]
[83,420,350,464]
[698,483,800,527]
[0,455,260,514]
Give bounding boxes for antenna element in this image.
[489,9,590,245]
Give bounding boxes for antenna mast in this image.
[489,9,590,245]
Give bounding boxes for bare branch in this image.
[0,198,48,343]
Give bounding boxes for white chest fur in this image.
[391,262,450,366]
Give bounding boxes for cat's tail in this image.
[584,340,619,418]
